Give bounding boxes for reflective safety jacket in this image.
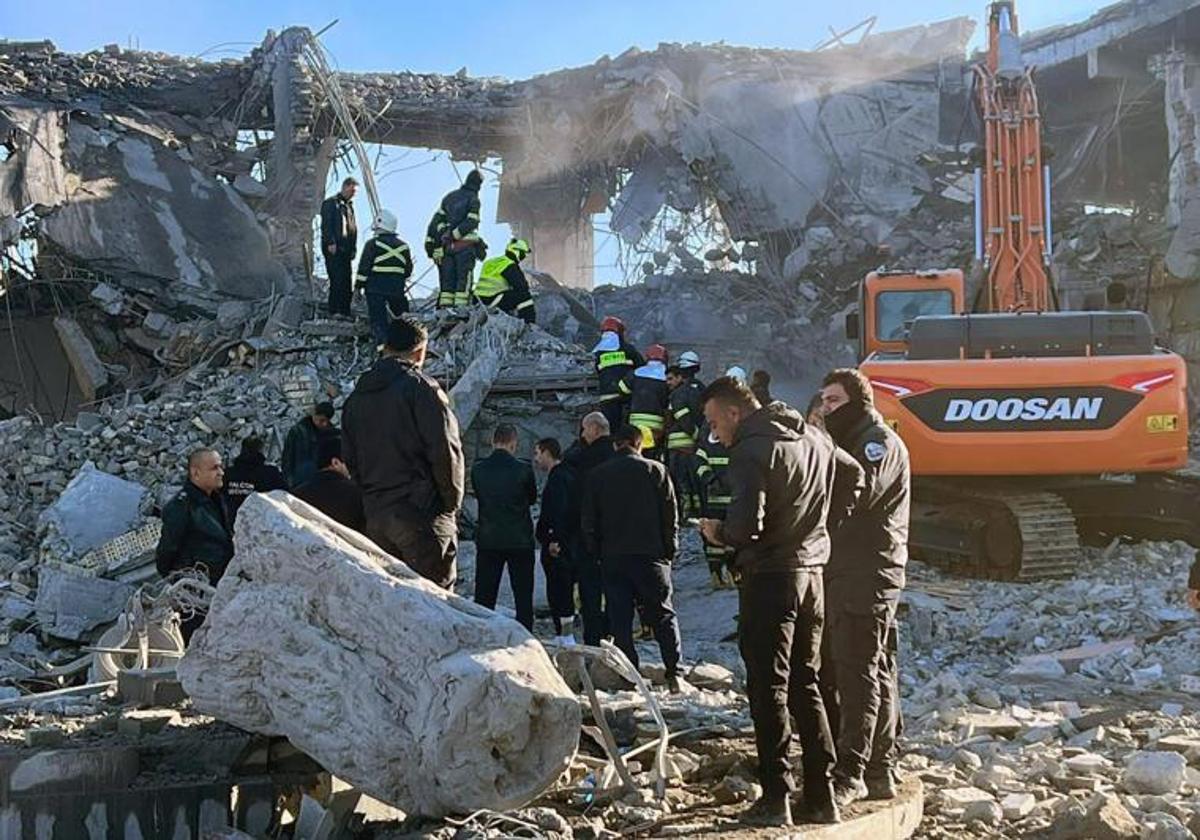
[619,361,669,445]
[667,376,705,451]
[355,232,413,287]
[593,332,644,399]
[475,255,536,322]
[696,429,733,516]
[425,182,482,256]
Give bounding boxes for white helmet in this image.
[373,209,398,233]
[725,365,747,383]
[677,350,701,371]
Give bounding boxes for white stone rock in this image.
[180,493,580,818]
[1000,792,1037,820]
[1123,752,1187,795]
[940,786,993,809]
[963,799,1003,826]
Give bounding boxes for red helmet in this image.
[646,343,668,363]
[600,315,625,335]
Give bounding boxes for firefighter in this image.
[355,209,412,344]
[592,316,643,430]
[618,344,670,461]
[426,169,486,309]
[666,350,704,519]
[696,421,735,588]
[475,238,536,323]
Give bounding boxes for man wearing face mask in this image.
[818,368,911,808]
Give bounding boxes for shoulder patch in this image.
[864,441,887,463]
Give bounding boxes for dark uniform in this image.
[320,192,357,317]
[823,402,910,795]
[536,459,580,634]
[592,335,643,431]
[564,435,617,644]
[582,447,681,678]
[696,428,735,583]
[355,231,412,343]
[222,450,286,524]
[471,448,538,631]
[666,375,704,517]
[282,417,337,489]
[475,255,536,323]
[155,481,234,642]
[293,470,366,533]
[618,363,670,460]
[426,172,484,308]
[717,403,863,811]
[342,357,465,588]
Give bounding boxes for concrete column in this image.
[513,215,595,291]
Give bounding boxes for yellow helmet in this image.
[506,237,531,261]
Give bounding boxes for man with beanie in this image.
[426,169,486,308]
[819,367,911,807]
[342,316,465,588]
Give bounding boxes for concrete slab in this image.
[802,778,923,840]
[52,317,107,403]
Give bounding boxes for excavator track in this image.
[911,482,1082,581]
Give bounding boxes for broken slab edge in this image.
[801,777,923,840]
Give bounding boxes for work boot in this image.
[740,793,792,828]
[667,674,683,695]
[832,776,869,808]
[865,770,898,801]
[793,796,841,825]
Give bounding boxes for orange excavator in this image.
[847,1,1197,579]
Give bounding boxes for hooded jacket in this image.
[222,450,287,521]
[341,356,465,521]
[717,403,864,576]
[824,402,911,608]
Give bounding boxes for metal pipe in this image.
[974,167,984,262]
[1043,164,1053,261]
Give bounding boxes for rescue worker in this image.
[666,351,704,519]
[355,209,412,344]
[475,238,536,323]
[222,435,286,524]
[319,177,358,319]
[819,368,911,807]
[342,316,465,589]
[618,344,670,460]
[426,169,485,309]
[696,422,735,589]
[592,316,643,430]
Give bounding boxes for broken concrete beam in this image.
[448,311,527,431]
[52,317,108,402]
[179,492,580,818]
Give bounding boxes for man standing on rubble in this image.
[155,448,234,642]
[222,435,286,525]
[355,209,412,344]
[699,376,863,828]
[534,437,579,646]
[426,169,486,309]
[282,402,337,489]
[471,423,538,631]
[592,316,642,431]
[582,423,683,694]
[320,177,359,319]
[342,316,465,588]
[618,344,670,461]
[819,368,911,807]
[666,350,704,518]
[564,411,616,645]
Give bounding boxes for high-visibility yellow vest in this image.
[475,256,513,298]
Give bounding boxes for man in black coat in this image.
[222,435,286,524]
[293,435,366,533]
[471,423,538,631]
[820,368,911,806]
[426,169,485,308]
[155,448,234,643]
[342,316,464,589]
[320,177,359,318]
[282,402,337,489]
[582,423,682,694]
[563,411,617,645]
[700,377,863,828]
[534,437,577,644]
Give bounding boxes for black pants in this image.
[570,537,606,645]
[739,569,836,802]
[827,595,900,783]
[325,252,353,316]
[437,249,475,307]
[480,290,535,323]
[602,555,681,676]
[475,548,535,631]
[667,450,698,519]
[540,542,576,629]
[365,507,457,589]
[365,275,408,342]
[598,398,625,434]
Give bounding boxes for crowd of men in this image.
[153,170,914,832]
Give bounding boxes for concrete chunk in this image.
[34,565,134,642]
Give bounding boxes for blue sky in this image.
[7,0,1109,292]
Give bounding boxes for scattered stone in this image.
[963,799,1003,826]
[1000,791,1037,820]
[1123,751,1187,794]
[24,726,65,748]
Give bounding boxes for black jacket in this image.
[342,356,465,521]
[825,404,911,609]
[355,231,413,288]
[425,182,481,254]
[717,403,863,576]
[155,481,234,584]
[223,451,287,522]
[282,418,337,489]
[471,449,537,551]
[293,469,366,533]
[320,194,357,254]
[667,377,704,451]
[582,449,677,561]
[594,341,644,396]
[536,461,579,547]
[696,429,733,515]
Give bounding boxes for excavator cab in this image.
[846,269,965,358]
